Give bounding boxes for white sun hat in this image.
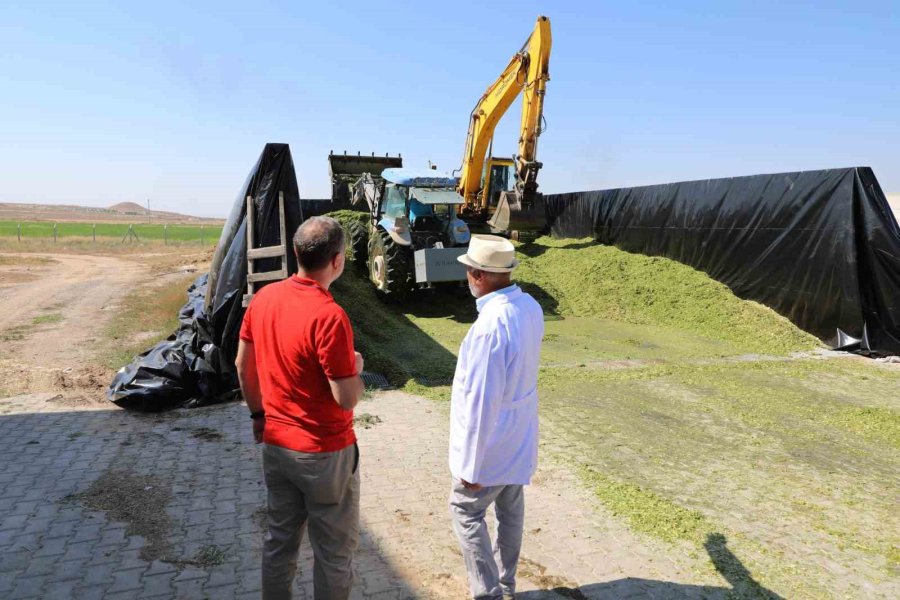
[457,234,519,273]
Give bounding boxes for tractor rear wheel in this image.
[347,218,368,269]
[368,229,413,299]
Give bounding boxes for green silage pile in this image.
[328,216,821,392]
[514,237,821,355]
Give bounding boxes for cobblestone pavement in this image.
[0,390,749,600]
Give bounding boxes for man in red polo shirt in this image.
[235,216,365,600]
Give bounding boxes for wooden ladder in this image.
[243,191,288,307]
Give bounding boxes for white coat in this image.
[449,284,544,486]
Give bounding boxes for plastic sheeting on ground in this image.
[108,143,304,410]
[544,167,900,353]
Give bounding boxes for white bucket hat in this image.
[457,234,519,273]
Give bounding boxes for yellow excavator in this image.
[456,15,552,236]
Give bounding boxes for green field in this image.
[0,220,223,243]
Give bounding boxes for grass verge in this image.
[0,255,57,266]
[99,273,199,371]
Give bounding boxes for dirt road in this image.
[0,253,147,402]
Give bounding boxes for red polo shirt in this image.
[239,275,357,453]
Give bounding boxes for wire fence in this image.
[0,221,223,245]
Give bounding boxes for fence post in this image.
[164,224,168,245]
[92,224,96,243]
[201,225,204,246]
[53,223,57,243]
[17,223,21,242]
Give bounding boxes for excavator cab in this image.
[482,157,516,208]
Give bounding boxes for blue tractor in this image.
[351,168,472,298]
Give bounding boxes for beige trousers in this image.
[261,442,360,600]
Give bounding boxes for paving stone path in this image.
[0,390,770,599]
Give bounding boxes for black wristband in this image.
[249,411,265,420]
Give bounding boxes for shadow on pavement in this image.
[517,533,784,600]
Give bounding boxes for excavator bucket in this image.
[328,151,402,207]
[488,190,549,237]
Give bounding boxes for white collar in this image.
[476,284,521,313]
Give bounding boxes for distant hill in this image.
[108,201,148,214]
[0,202,224,225]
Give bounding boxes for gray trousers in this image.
[449,480,525,600]
[262,443,360,600]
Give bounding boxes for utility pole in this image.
[147,199,151,224]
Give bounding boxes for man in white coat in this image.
[448,234,544,600]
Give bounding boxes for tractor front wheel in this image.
[367,229,413,299]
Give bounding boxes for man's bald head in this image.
[293,216,345,272]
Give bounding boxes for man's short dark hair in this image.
[293,216,345,272]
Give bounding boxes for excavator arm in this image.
[457,16,551,229]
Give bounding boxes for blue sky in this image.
[0,0,897,217]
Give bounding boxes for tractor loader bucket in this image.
[488,190,550,237]
[329,151,402,206]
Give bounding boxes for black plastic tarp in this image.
[106,274,222,411]
[544,167,900,353]
[108,143,304,410]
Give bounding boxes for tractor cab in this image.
[376,169,471,250]
[349,167,471,298]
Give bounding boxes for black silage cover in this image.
[108,143,304,410]
[545,167,900,353]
